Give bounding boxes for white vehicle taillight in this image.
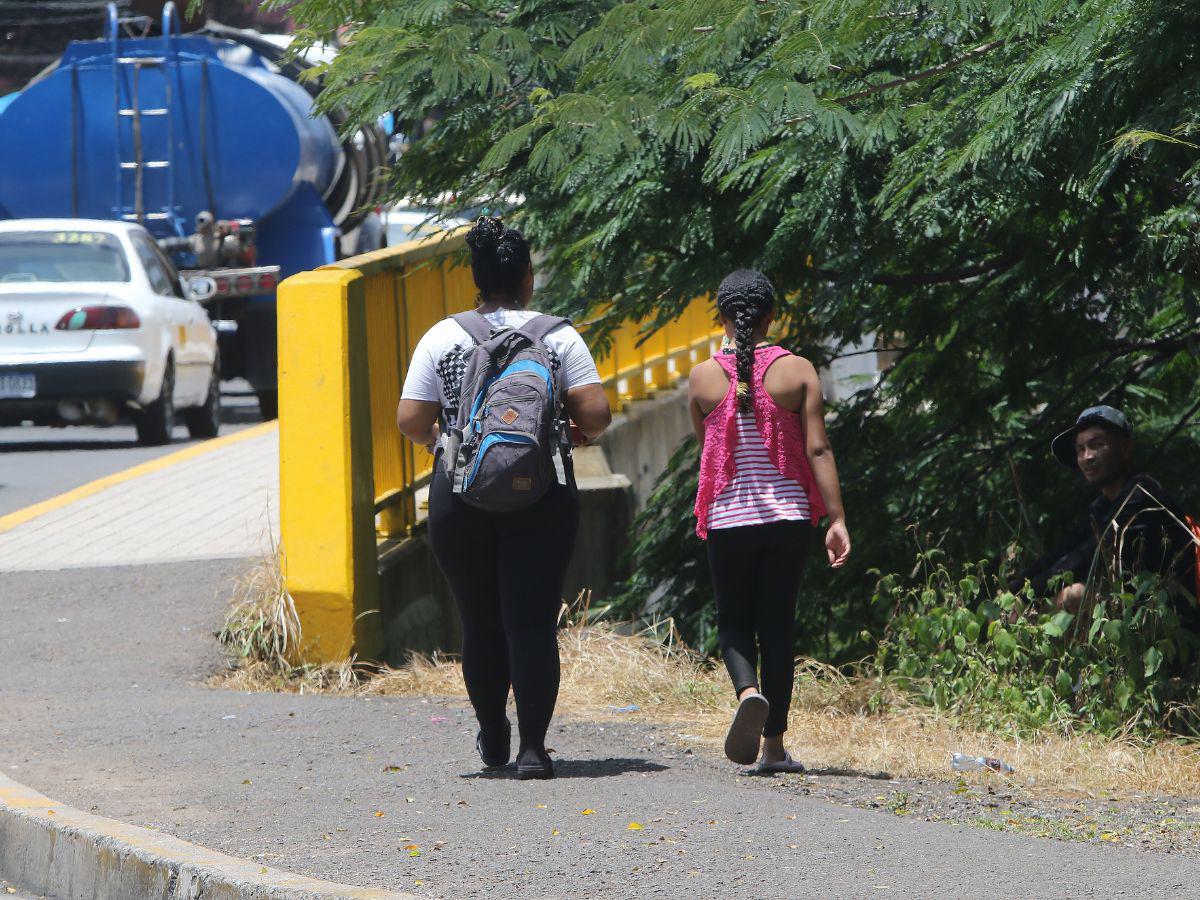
[55,306,141,330]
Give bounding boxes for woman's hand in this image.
[825,520,851,568]
[424,422,441,454]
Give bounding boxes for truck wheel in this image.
[136,359,176,446]
[256,389,278,421]
[184,362,221,439]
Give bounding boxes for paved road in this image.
[0,881,44,899]
[0,381,263,517]
[2,559,1195,899]
[0,424,278,571]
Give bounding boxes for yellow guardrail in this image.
[277,228,721,662]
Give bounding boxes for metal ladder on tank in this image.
[108,1,184,235]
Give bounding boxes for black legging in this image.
[706,520,811,737]
[427,464,578,754]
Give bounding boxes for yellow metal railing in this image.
[277,229,721,662]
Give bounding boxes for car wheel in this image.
[184,360,221,439]
[135,358,176,446]
[256,389,278,421]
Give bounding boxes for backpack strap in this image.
[451,310,498,345]
[517,314,571,343]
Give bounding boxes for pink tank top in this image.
[707,412,811,530]
[694,345,828,540]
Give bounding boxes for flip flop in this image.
[724,692,770,764]
[753,752,806,775]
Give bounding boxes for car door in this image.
[130,232,202,402]
[147,238,215,398]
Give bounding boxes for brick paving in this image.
[0,426,278,572]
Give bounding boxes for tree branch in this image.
[1149,393,1200,463]
[810,250,1023,287]
[783,37,1013,125]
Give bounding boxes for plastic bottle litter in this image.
[951,752,1014,774]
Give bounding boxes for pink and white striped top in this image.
[707,411,810,531]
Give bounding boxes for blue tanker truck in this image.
[0,2,389,418]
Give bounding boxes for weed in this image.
[213,556,1200,798]
[215,554,365,692]
[871,552,1200,737]
[886,791,911,815]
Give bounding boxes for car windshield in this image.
[0,230,131,283]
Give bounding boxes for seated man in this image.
[1009,405,1197,615]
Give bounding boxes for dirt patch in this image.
[757,767,1200,855]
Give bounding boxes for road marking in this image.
[0,420,278,535]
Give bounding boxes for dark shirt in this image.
[1013,473,1196,597]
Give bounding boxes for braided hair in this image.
[465,215,532,303]
[716,269,777,411]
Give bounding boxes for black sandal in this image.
[516,747,555,780]
[476,718,511,769]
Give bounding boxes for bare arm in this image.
[396,398,441,450]
[688,365,708,441]
[799,358,851,567]
[564,383,612,440]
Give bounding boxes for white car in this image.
[382,203,471,246]
[0,219,220,445]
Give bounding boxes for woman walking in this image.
[396,216,611,778]
[690,269,850,772]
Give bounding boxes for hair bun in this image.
[467,215,505,253]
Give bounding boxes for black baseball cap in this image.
[1050,405,1132,469]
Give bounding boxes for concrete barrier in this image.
[373,447,635,663]
[0,773,413,900]
[597,383,692,509]
[277,226,719,664]
[371,387,689,663]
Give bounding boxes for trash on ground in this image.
[605,704,639,713]
[951,752,1014,774]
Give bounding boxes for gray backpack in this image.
[441,311,571,512]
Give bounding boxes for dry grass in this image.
[212,560,1200,799]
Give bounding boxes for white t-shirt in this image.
[401,309,601,414]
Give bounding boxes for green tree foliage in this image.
[285,0,1200,657]
[872,554,1200,737]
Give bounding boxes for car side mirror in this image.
[185,275,218,303]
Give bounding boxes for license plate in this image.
[0,373,36,399]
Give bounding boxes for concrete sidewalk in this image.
[2,559,1196,898]
[0,425,278,572]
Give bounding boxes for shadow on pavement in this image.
[554,758,670,778]
[0,392,265,452]
[804,766,893,780]
[460,758,670,780]
[0,435,181,453]
[741,765,893,779]
[219,400,267,427]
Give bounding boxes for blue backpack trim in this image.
[463,432,539,490]
[467,359,554,421]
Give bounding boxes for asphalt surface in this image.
[0,381,262,516]
[0,877,44,899]
[2,559,1198,898]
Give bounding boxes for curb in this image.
[0,773,415,900]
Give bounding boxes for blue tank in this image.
[0,4,339,255]
[0,3,390,412]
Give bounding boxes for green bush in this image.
[870,550,1200,737]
